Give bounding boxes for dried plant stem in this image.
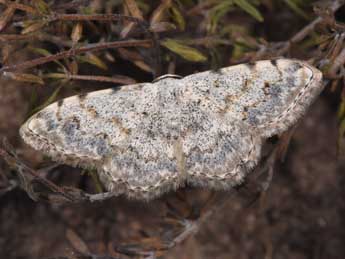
[0,33,73,48]
[0,139,128,203]
[0,140,75,202]
[0,5,15,32]
[328,47,345,77]
[276,0,345,56]
[51,13,147,25]
[0,0,36,14]
[66,74,136,85]
[165,192,235,249]
[0,39,152,74]
[49,13,161,76]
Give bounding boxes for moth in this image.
[20,59,323,200]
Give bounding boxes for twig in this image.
[0,0,37,14]
[48,13,161,76]
[0,5,15,32]
[0,39,152,74]
[45,73,137,85]
[0,139,75,201]
[275,0,344,56]
[50,13,147,25]
[328,47,345,77]
[52,0,91,11]
[0,138,125,203]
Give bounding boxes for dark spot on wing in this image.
[264,81,270,95]
[271,60,283,79]
[56,100,63,121]
[87,106,99,117]
[270,59,278,67]
[78,93,88,102]
[96,139,108,156]
[244,78,249,88]
[287,62,303,74]
[35,111,44,119]
[110,87,120,94]
[57,99,64,107]
[45,118,57,131]
[71,116,81,129]
[246,61,256,70]
[62,117,80,137]
[247,109,260,125]
[285,74,297,88]
[136,84,144,90]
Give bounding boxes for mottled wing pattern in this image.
[180,59,323,137]
[20,80,260,199]
[20,83,177,199]
[20,59,323,200]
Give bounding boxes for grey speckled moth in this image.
[20,59,323,200]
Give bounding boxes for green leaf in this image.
[284,0,309,20]
[232,43,247,59]
[161,39,207,62]
[34,0,51,15]
[80,7,93,14]
[21,21,47,34]
[29,85,63,115]
[87,169,104,193]
[29,47,65,68]
[338,100,345,120]
[78,53,108,70]
[71,22,83,43]
[6,72,44,85]
[234,0,263,22]
[170,5,186,31]
[43,73,67,79]
[208,1,234,33]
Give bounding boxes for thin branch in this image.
[0,139,126,203]
[45,73,137,85]
[0,140,75,201]
[48,13,161,76]
[50,13,147,25]
[328,47,345,77]
[0,5,15,32]
[0,0,36,14]
[0,39,152,73]
[277,0,344,56]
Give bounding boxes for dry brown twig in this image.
[254,0,345,59]
[0,39,152,73]
[0,6,164,77]
[328,46,345,78]
[0,138,122,203]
